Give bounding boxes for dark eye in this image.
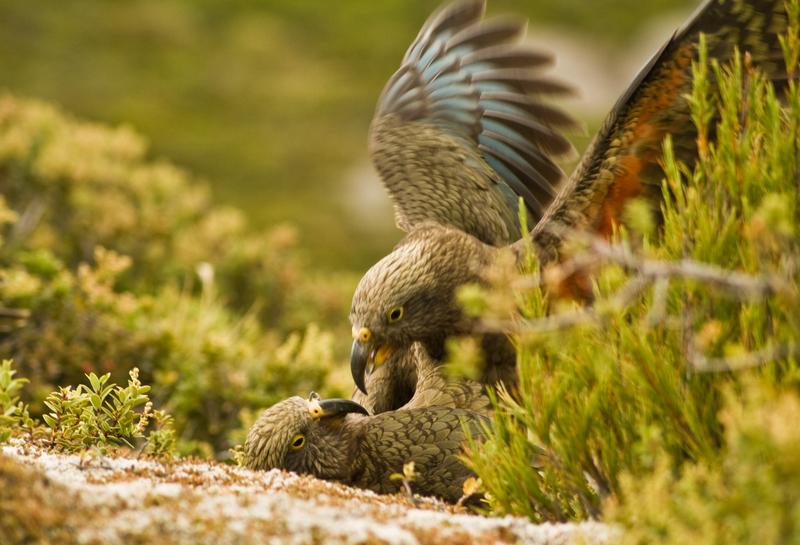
[291,434,305,450]
[387,306,404,323]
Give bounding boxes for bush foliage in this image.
[467,6,800,532]
[0,96,352,455]
[472,9,800,543]
[609,382,800,544]
[1,358,175,457]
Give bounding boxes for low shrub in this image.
[0,98,353,456]
[468,12,800,525]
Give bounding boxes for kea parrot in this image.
[350,0,792,411]
[244,392,487,503]
[351,0,577,405]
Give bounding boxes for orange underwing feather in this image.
[532,0,790,261]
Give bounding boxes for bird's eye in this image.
[290,434,305,450]
[387,306,404,323]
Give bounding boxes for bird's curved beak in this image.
[308,397,369,419]
[350,327,395,395]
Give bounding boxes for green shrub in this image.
[0,240,346,455]
[43,367,154,453]
[0,359,32,442]
[0,97,353,456]
[0,358,176,457]
[0,94,354,331]
[609,383,800,545]
[468,19,800,522]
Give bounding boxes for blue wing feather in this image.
[372,0,576,230]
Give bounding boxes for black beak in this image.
[316,398,369,418]
[350,339,370,395]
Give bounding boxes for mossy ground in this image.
[0,443,611,545]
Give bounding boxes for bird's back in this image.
[350,406,487,502]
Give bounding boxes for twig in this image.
[0,307,30,319]
[481,230,793,336]
[480,277,650,334]
[581,235,790,298]
[689,342,800,373]
[390,462,419,506]
[400,477,417,505]
[645,277,670,326]
[534,225,791,298]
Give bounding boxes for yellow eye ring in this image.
[290,434,305,450]
[387,306,404,323]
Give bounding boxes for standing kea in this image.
[350,0,792,412]
[351,0,578,404]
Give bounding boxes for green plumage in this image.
[370,0,576,242]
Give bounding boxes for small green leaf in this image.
[87,373,101,392]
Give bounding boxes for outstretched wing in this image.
[532,0,789,259]
[370,0,576,246]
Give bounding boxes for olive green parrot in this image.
[350,0,792,410]
[244,392,487,503]
[351,0,577,403]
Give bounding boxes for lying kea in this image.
[244,392,487,503]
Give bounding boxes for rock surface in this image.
[1,441,615,545]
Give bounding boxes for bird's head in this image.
[244,392,368,477]
[349,228,489,394]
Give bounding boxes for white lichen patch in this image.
[1,441,616,545]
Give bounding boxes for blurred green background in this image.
[0,0,696,270]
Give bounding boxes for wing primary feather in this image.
[481,126,564,183]
[479,135,558,198]
[405,0,486,63]
[445,18,527,52]
[370,0,576,240]
[472,69,574,95]
[484,110,573,155]
[463,44,553,68]
[483,155,546,216]
[428,84,478,101]
[378,67,420,115]
[482,91,579,128]
[421,53,461,82]
[417,39,447,72]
